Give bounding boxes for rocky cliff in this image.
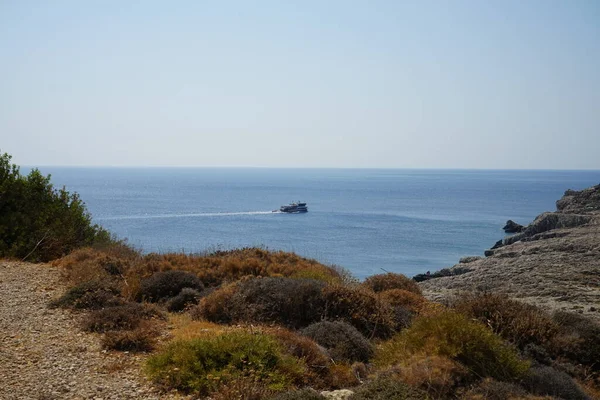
[420,184,600,321]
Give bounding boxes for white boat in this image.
[279,202,308,213]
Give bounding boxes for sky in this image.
[1,0,599,169]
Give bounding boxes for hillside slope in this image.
[420,185,600,321]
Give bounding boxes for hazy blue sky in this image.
[1,1,599,168]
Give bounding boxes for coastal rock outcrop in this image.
[419,185,600,321]
[556,184,600,213]
[503,220,524,233]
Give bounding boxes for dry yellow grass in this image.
[168,314,230,341]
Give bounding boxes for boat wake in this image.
[98,211,278,221]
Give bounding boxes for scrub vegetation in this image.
[1,152,597,398]
[0,151,114,261]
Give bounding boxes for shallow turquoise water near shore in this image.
[39,168,600,279]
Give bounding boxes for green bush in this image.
[138,270,204,302]
[551,311,600,370]
[300,321,374,363]
[145,331,307,395]
[197,277,327,329]
[0,151,114,261]
[522,365,590,400]
[166,288,203,312]
[49,280,122,310]
[463,378,527,400]
[348,376,428,400]
[362,273,422,295]
[376,310,529,382]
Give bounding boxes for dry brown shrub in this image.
[263,327,332,388]
[82,302,164,333]
[49,280,123,310]
[126,247,343,288]
[191,283,239,323]
[102,322,157,352]
[380,289,426,313]
[362,272,422,295]
[580,378,600,400]
[453,292,559,349]
[328,363,360,389]
[390,354,468,398]
[267,328,329,365]
[53,246,138,285]
[322,284,396,339]
[202,376,275,400]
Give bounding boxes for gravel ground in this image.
[0,260,185,400]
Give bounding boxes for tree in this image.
[0,151,113,261]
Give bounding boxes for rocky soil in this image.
[420,185,600,321]
[0,261,186,400]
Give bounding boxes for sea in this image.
[37,168,600,280]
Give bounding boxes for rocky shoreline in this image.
[419,185,600,321]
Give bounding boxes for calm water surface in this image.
[38,168,600,279]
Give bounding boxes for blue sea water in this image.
[39,168,600,279]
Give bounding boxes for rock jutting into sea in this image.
[419,184,600,321]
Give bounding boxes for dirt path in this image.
[0,260,181,400]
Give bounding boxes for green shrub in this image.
[522,365,590,400]
[462,378,527,400]
[380,289,426,313]
[0,151,114,262]
[270,388,325,400]
[363,273,422,295]
[551,311,600,370]
[348,376,428,400]
[230,277,326,329]
[376,310,529,382]
[322,285,396,339]
[453,293,559,349]
[49,280,122,310]
[300,321,374,363]
[138,270,204,302]
[145,331,307,395]
[196,277,327,329]
[166,288,203,312]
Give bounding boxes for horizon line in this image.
[22,165,600,172]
